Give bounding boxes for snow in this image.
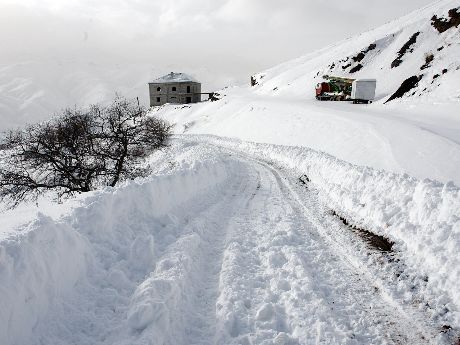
[190,135,460,323]
[151,72,199,84]
[0,0,459,343]
[0,137,459,344]
[251,0,460,103]
[153,1,460,185]
[0,150,238,344]
[157,90,460,184]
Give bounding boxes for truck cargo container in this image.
[351,79,377,104]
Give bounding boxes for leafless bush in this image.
[0,96,172,207]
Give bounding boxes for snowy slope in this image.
[252,0,460,103]
[157,0,460,184]
[157,88,460,184]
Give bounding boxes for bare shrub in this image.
[0,96,172,207]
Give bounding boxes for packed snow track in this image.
[0,136,458,345]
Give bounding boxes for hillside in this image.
[252,0,460,103]
[157,0,460,184]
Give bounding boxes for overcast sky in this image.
[0,0,435,89]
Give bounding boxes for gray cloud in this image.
[0,0,435,91]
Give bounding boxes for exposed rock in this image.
[391,32,420,68]
[431,7,460,33]
[350,64,363,73]
[385,75,423,103]
[421,53,434,70]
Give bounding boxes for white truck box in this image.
[351,79,376,102]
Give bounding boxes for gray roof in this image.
[151,72,199,84]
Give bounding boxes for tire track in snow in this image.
[210,150,434,344]
[177,163,259,345]
[6,139,445,344]
[254,156,437,343]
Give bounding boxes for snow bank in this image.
[0,156,235,344]
[0,215,89,345]
[196,135,460,317]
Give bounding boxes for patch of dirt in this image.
[352,52,366,63]
[210,92,222,102]
[250,74,265,87]
[325,43,376,74]
[346,43,377,73]
[330,210,394,252]
[350,64,363,73]
[352,43,377,63]
[298,174,310,185]
[391,32,420,68]
[431,7,460,33]
[385,75,422,103]
[421,53,434,70]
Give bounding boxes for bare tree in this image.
[0,96,172,207]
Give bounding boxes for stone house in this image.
[148,72,201,107]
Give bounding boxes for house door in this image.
[186,97,192,104]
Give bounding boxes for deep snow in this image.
[1,137,459,344]
[1,1,459,344]
[156,89,460,184]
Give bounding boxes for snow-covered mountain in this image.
[0,61,156,130]
[252,0,460,103]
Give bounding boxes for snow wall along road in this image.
[195,135,460,324]
[0,153,242,345]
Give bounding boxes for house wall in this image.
[149,82,201,106]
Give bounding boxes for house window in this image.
[172,86,177,92]
[157,87,161,92]
[187,85,191,93]
[156,97,161,102]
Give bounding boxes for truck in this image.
[315,75,376,104]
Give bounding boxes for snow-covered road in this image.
[159,89,460,185]
[208,152,432,344]
[0,137,458,345]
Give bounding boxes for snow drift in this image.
[0,136,459,343]
[0,155,238,345]
[192,135,460,323]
